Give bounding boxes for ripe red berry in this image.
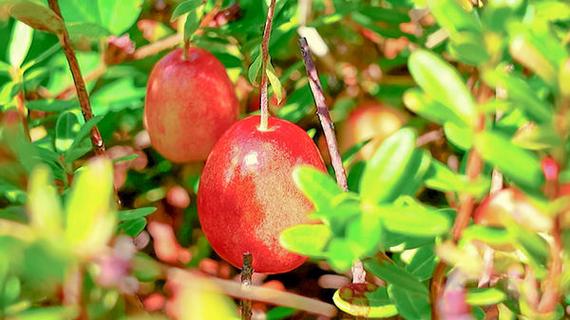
[144,48,238,162]
[197,116,326,273]
[338,101,407,160]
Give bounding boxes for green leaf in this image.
[333,285,399,318]
[133,253,162,281]
[11,306,78,320]
[55,112,81,153]
[443,122,473,150]
[266,307,296,320]
[63,115,104,162]
[403,88,464,126]
[408,49,476,126]
[67,22,110,44]
[424,159,489,197]
[360,128,418,204]
[428,0,481,37]
[388,284,431,320]
[120,217,146,237]
[0,275,20,306]
[475,130,544,190]
[483,69,552,124]
[0,0,64,34]
[27,165,63,238]
[8,20,33,68]
[509,225,548,278]
[461,225,512,247]
[371,205,451,237]
[280,224,331,257]
[327,238,359,271]
[266,62,283,103]
[512,123,561,150]
[184,8,202,41]
[117,207,156,221]
[293,165,342,212]
[405,246,437,281]
[509,27,567,88]
[346,212,383,255]
[365,258,428,295]
[248,53,262,85]
[171,0,201,21]
[448,32,490,65]
[25,99,76,112]
[65,158,116,255]
[59,0,143,35]
[98,0,142,34]
[466,288,506,306]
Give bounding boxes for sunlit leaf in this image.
[8,20,33,68]
[408,49,476,126]
[27,165,63,238]
[280,224,331,257]
[65,157,116,255]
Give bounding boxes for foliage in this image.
[0,0,568,319]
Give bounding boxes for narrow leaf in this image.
[408,49,476,126]
[475,130,544,190]
[360,128,418,204]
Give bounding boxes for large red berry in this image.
[144,48,238,162]
[197,116,326,273]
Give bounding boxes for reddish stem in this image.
[48,0,105,156]
[258,0,276,131]
[430,84,490,319]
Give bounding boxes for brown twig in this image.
[299,37,348,191]
[240,252,253,320]
[258,0,276,131]
[56,63,107,99]
[48,0,105,156]
[299,37,367,285]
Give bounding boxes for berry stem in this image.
[258,0,276,131]
[48,0,106,156]
[240,252,253,320]
[183,39,190,60]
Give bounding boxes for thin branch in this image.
[299,37,348,191]
[164,265,337,317]
[210,276,337,317]
[258,0,276,131]
[240,253,253,320]
[48,0,105,156]
[56,63,107,99]
[416,128,443,147]
[299,37,367,284]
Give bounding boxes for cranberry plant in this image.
[0,0,568,319]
